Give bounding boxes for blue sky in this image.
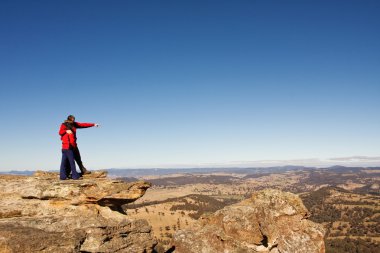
[0,0,379,170]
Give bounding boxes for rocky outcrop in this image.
[0,172,156,253]
[0,172,326,253]
[172,189,325,253]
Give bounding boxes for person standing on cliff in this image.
[59,115,99,179]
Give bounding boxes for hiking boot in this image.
[81,167,91,175]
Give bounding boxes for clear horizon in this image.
[2,155,380,172]
[1,1,379,171]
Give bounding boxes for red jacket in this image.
[59,122,95,149]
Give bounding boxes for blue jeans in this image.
[65,147,86,176]
[60,149,81,180]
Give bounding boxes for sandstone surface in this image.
[172,189,325,253]
[0,171,156,253]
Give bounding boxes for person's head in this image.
[67,115,75,122]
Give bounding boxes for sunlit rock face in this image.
[173,189,325,253]
[0,172,156,253]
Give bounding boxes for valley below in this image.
[118,166,380,253]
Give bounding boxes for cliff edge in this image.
[0,171,156,253]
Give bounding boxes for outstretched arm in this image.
[74,122,96,128]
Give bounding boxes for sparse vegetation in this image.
[326,237,379,253]
[169,194,239,219]
[121,166,380,252]
[301,187,380,252]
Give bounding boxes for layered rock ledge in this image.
[172,189,325,253]
[0,171,156,253]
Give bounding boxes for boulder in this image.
[172,189,325,253]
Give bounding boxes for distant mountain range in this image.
[0,170,35,175]
[2,165,379,177]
